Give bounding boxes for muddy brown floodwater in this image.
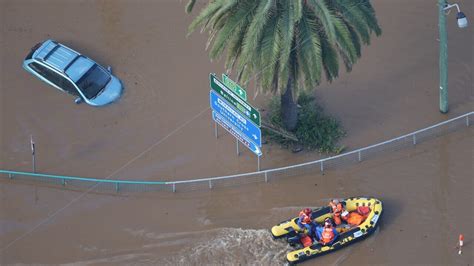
[1,0,473,265]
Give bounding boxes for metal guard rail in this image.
[1,111,472,192]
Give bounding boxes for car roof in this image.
[66,56,95,82]
[33,40,81,72]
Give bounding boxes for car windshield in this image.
[76,64,110,99]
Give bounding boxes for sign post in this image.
[209,73,263,171]
[212,111,262,156]
[236,139,239,156]
[214,121,218,138]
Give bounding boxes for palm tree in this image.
[187,0,381,131]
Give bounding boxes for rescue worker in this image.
[329,199,345,225]
[316,218,339,245]
[297,208,313,232]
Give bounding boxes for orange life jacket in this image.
[346,207,371,226]
[320,227,335,245]
[346,212,365,226]
[357,206,371,216]
[298,210,311,224]
[300,235,313,247]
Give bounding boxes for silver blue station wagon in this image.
[23,40,123,106]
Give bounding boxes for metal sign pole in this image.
[257,155,260,171]
[214,121,218,138]
[30,135,36,173]
[236,138,239,156]
[438,0,448,113]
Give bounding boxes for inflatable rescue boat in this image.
[271,197,382,264]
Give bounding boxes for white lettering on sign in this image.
[217,98,247,125]
[215,77,251,111]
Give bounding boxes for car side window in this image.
[29,62,78,96]
[58,76,78,95]
[29,62,57,83]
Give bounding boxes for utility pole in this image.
[439,0,448,113]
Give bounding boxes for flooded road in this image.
[1,0,473,265]
[1,128,472,265]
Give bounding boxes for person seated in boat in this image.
[329,199,346,225]
[297,208,313,232]
[316,218,339,245]
[341,206,371,226]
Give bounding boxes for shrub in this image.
[263,92,345,153]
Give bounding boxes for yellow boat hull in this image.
[271,197,383,264]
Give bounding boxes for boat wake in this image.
[159,228,292,265]
[65,228,292,265]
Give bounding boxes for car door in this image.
[28,62,78,96]
[56,74,79,96]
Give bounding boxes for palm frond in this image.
[185,0,196,14]
[277,0,296,86]
[187,0,381,95]
[307,0,337,43]
[187,1,224,36]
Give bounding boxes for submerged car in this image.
[23,39,123,106]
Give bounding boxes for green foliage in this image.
[263,93,345,153]
[188,0,380,134]
[187,0,382,95]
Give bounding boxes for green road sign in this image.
[210,73,260,126]
[222,74,247,101]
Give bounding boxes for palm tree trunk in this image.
[281,74,298,131]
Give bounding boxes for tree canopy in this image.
[187,0,381,95]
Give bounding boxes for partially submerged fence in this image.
[1,112,472,193]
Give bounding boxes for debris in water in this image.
[291,145,303,153]
[458,234,464,255]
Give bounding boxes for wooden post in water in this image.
[30,135,36,173]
